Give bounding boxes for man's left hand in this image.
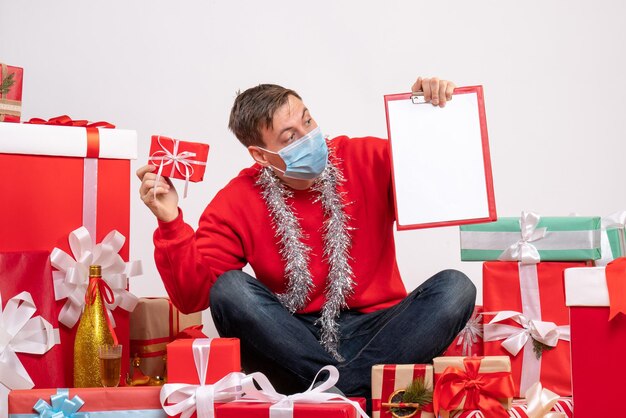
[411,77,456,108]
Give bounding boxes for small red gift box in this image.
[8,386,163,416]
[167,338,241,384]
[445,306,483,357]
[565,260,626,417]
[0,120,137,387]
[371,364,434,418]
[216,397,368,418]
[482,261,585,397]
[148,135,209,183]
[0,63,23,122]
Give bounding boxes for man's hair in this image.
[228,84,302,148]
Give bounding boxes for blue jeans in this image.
[210,269,475,409]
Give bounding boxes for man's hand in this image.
[412,77,456,108]
[137,165,179,223]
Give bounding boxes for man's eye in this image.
[305,118,312,126]
[287,133,296,142]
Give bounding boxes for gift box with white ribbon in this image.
[0,119,139,386]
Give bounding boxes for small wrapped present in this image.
[433,356,514,418]
[166,338,240,385]
[130,297,203,379]
[445,306,483,357]
[371,364,434,418]
[0,118,138,386]
[565,259,626,417]
[148,135,209,198]
[0,63,23,122]
[482,261,584,397]
[8,386,165,417]
[460,211,600,262]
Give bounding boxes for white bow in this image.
[597,210,626,266]
[524,381,566,418]
[483,311,570,356]
[150,136,207,199]
[160,339,245,418]
[240,365,369,418]
[455,312,483,356]
[0,291,59,418]
[50,227,142,328]
[498,211,547,264]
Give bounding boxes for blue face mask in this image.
[262,127,328,180]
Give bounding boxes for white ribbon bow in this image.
[597,210,626,266]
[50,226,142,328]
[0,291,59,415]
[240,365,369,418]
[150,136,207,199]
[160,339,246,418]
[455,312,483,356]
[498,211,547,264]
[524,381,566,418]
[483,311,570,357]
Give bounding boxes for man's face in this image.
[248,94,319,189]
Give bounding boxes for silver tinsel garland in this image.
[256,157,354,361]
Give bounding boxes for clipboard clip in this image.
[411,92,427,104]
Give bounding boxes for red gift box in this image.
[148,135,209,183]
[0,120,137,387]
[482,261,585,397]
[216,397,368,418]
[565,261,626,418]
[8,386,163,416]
[167,338,241,384]
[445,306,483,357]
[0,63,23,122]
[371,364,434,418]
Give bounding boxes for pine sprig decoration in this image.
[402,377,433,406]
[532,338,555,359]
[0,72,15,95]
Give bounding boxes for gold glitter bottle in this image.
[73,264,117,387]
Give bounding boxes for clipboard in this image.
[384,85,496,230]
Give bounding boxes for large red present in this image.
[371,364,434,418]
[564,259,626,418]
[0,63,22,122]
[148,135,209,198]
[8,386,163,417]
[445,306,483,357]
[130,297,203,379]
[482,261,585,397]
[0,120,138,387]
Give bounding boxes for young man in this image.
[137,77,475,404]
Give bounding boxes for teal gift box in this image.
[459,212,601,262]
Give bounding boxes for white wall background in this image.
[2,0,625,336]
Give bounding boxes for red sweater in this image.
[154,136,407,314]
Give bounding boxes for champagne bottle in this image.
[74,264,117,387]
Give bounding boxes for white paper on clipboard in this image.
[384,85,496,230]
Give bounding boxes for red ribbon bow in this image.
[26,115,115,159]
[606,257,626,320]
[84,276,119,345]
[27,115,115,129]
[433,357,515,418]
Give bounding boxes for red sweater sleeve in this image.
[153,187,247,314]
